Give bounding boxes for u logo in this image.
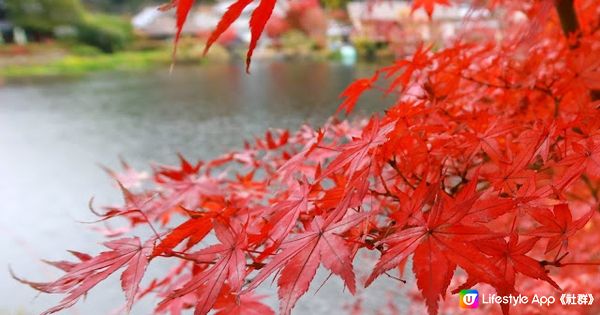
[459,290,479,309]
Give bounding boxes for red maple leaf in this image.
[476,233,560,289]
[318,117,394,180]
[461,121,514,162]
[568,48,600,90]
[411,0,451,17]
[337,74,379,115]
[151,211,214,258]
[559,139,600,177]
[527,204,595,253]
[213,289,275,315]
[158,219,248,315]
[263,181,310,243]
[13,238,151,315]
[382,43,431,93]
[166,0,197,47]
[367,182,511,315]
[453,232,560,314]
[246,0,277,72]
[203,0,255,56]
[245,212,372,314]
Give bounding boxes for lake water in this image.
[0,61,408,314]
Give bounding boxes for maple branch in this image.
[379,173,392,196]
[370,189,400,201]
[559,262,600,266]
[581,175,599,203]
[371,174,401,201]
[86,198,163,241]
[554,0,600,101]
[383,271,407,284]
[162,252,217,265]
[458,72,566,115]
[388,159,417,190]
[460,73,557,98]
[554,244,567,262]
[539,251,600,268]
[542,259,600,267]
[554,0,580,39]
[163,251,266,269]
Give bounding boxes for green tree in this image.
[6,0,85,36]
[6,0,132,52]
[320,0,350,10]
[82,0,164,13]
[76,13,133,52]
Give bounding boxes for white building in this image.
[346,1,497,45]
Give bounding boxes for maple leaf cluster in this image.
[14,0,600,314]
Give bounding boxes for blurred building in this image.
[132,5,212,39]
[346,1,498,55]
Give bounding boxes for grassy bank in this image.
[0,40,230,79]
[0,50,172,77]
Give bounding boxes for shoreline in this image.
[0,40,393,81]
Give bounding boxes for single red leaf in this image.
[383,43,430,92]
[263,181,310,243]
[367,187,511,315]
[337,77,376,115]
[121,243,151,312]
[203,0,255,56]
[214,290,275,315]
[411,0,450,17]
[477,234,560,290]
[152,215,213,257]
[14,238,150,315]
[175,0,196,46]
[246,212,371,314]
[559,140,600,177]
[246,0,276,72]
[527,204,595,253]
[158,220,247,315]
[365,227,425,287]
[318,118,394,180]
[413,236,456,315]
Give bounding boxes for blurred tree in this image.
[0,0,7,20]
[76,13,133,52]
[6,0,132,52]
[82,0,164,13]
[0,0,10,43]
[319,0,350,10]
[6,0,85,37]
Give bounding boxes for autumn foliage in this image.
[13,0,600,314]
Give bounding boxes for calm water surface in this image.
[0,61,407,314]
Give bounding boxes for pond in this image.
[0,60,406,314]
